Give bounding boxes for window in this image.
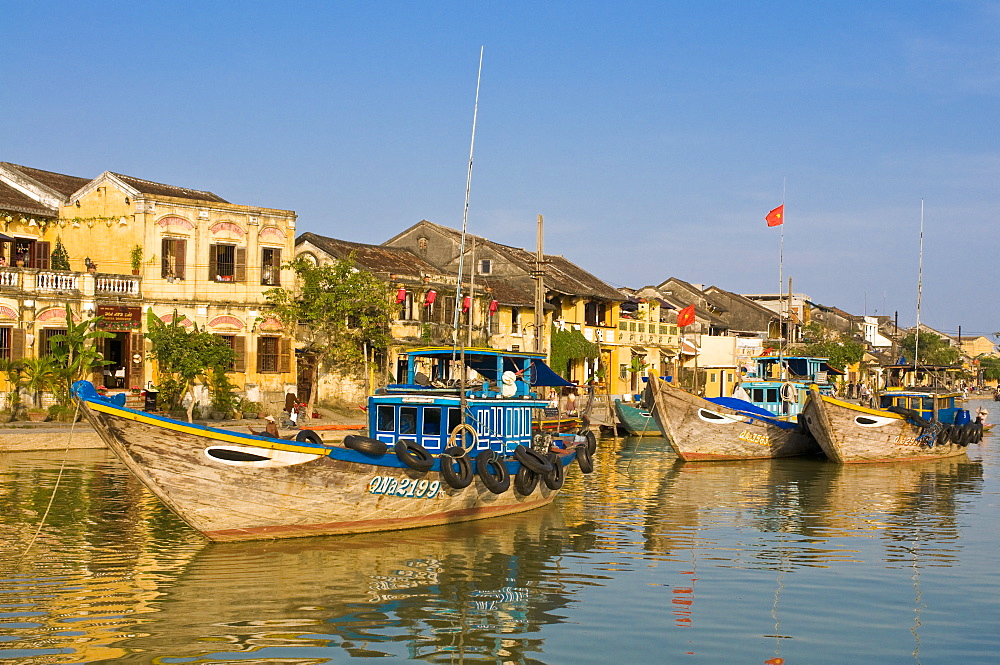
[161,238,187,280]
[584,301,606,327]
[217,334,246,372]
[257,336,290,373]
[511,307,521,334]
[210,244,246,282]
[479,259,492,275]
[40,328,66,357]
[423,407,442,435]
[376,405,395,432]
[620,364,628,380]
[399,291,416,321]
[261,248,281,286]
[0,327,8,360]
[399,406,418,434]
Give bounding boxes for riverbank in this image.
[0,408,369,452]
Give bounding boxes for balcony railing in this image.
[0,267,141,298]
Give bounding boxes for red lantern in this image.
[424,290,437,305]
[462,296,471,312]
[395,287,406,304]
[488,299,499,316]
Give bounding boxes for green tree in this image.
[48,305,113,407]
[549,326,600,379]
[21,356,57,409]
[144,310,236,422]
[898,331,961,366]
[798,338,865,372]
[0,358,26,418]
[263,255,392,411]
[977,356,1000,382]
[50,236,70,271]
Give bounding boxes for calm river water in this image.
[2,401,1000,664]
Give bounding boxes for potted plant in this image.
[130,245,143,275]
[240,399,261,419]
[26,407,48,422]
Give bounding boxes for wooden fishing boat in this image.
[647,376,819,461]
[613,399,662,436]
[801,388,975,463]
[71,348,593,542]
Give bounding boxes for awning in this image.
[679,339,699,355]
[0,233,14,242]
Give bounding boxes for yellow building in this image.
[0,162,297,412]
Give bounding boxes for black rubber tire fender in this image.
[475,449,510,494]
[295,430,324,445]
[394,439,434,472]
[513,465,538,495]
[514,444,554,474]
[542,452,565,490]
[439,451,474,489]
[581,429,597,456]
[937,424,952,446]
[344,434,388,456]
[574,442,594,474]
[972,421,984,443]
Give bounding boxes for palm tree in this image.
[21,356,57,410]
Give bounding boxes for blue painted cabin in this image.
[878,389,964,424]
[370,347,571,454]
[739,356,842,417]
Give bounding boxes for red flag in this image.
[677,304,696,327]
[766,204,784,227]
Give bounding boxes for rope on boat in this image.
[16,398,83,568]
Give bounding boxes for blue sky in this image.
[5,1,998,338]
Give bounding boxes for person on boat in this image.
[976,407,989,425]
[248,415,281,438]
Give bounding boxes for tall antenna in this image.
[453,46,484,335]
[914,199,924,383]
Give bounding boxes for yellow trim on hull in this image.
[87,401,334,456]
[817,394,904,419]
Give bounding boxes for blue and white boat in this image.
[70,347,591,542]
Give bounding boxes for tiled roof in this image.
[479,278,535,307]
[0,162,91,198]
[410,220,624,301]
[298,232,440,280]
[0,180,56,217]
[111,172,229,204]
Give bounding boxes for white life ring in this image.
[780,382,798,402]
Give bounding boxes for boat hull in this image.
[78,398,570,542]
[801,391,969,463]
[648,378,819,461]
[613,400,662,436]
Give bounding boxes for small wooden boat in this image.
[71,348,592,542]
[613,399,662,436]
[648,376,819,461]
[801,388,975,463]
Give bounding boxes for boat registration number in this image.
[369,476,441,499]
[894,434,919,447]
[737,430,771,446]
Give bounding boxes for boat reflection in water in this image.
[108,506,585,663]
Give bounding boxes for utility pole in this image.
[533,214,546,357]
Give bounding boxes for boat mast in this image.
[455,47,484,415]
[777,178,786,380]
[913,199,924,386]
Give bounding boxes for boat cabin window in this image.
[399,407,418,434]
[423,407,442,435]
[376,405,395,432]
[750,388,779,404]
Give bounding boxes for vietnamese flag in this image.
[766,204,784,227]
[677,304,696,327]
